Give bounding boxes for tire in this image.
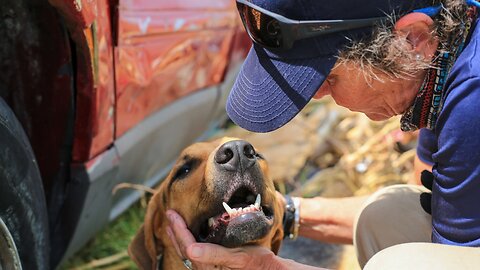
[0,98,50,269]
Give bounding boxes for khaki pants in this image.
[354,184,480,270]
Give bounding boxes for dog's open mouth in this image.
[197,186,274,247]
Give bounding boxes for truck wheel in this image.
[0,98,50,269]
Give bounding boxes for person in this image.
[166,0,480,269]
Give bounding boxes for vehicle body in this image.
[0,0,250,268]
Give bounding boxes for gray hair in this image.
[336,0,469,81]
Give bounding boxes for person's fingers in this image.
[166,210,197,256]
[187,243,251,268]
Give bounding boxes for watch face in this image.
[285,196,295,212]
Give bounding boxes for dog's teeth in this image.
[255,194,261,209]
[208,217,214,227]
[223,199,262,218]
[223,202,233,216]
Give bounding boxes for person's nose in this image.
[313,82,331,99]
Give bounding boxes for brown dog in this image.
[128,137,285,270]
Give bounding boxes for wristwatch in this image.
[283,195,300,240]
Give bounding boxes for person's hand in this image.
[419,170,434,214]
[166,209,283,270]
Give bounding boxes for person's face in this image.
[313,62,425,121]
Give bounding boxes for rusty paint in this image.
[115,0,240,136]
[71,0,115,162]
[48,0,97,28]
[74,0,82,11]
[53,0,247,161]
[118,10,236,41]
[120,0,233,10]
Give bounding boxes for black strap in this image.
[282,195,296,238]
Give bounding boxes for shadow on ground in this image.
[279,237,343,269]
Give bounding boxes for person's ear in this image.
[394,12,439,60]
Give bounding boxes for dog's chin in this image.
[203,209,273,248]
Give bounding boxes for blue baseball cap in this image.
[227,0,432,132]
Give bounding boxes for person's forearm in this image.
[298,196,369,244]
[411,154,433,185]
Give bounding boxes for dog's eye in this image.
[172,160,197,180]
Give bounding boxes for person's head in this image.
[227,0,469,132]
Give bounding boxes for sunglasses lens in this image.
[238,3,283,48]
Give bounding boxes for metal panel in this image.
[52,0,116,162]
[112,86,219,217]
[61,86,219,262]
[115,0,237,136]
[59,146,120,264]
[71,0,116,161]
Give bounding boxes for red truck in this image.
[0,0,250,268]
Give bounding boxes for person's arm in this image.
[297,196,369,244]
[425,77,480,244]
[410,128,435,185]
[412,154,433,185]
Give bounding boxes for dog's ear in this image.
[270,227,284,254]
[270,191,285,254]
[128,193,164,270]
[128,225,156,269]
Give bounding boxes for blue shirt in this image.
[417,16,480,246]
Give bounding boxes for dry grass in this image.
[296,99,416,197]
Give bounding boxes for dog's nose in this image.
[215,140,256,171]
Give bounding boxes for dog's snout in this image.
[215,140,256,171]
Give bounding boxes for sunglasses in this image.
[236,0,442,50]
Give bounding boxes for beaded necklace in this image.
[400,6,478,131]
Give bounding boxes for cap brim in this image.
[227,45,336,133]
